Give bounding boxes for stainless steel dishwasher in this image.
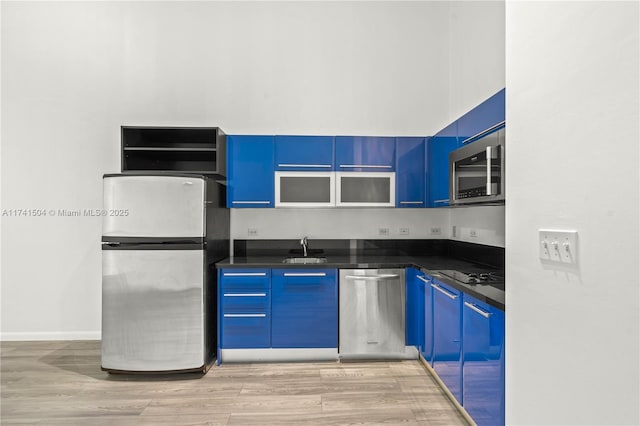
[339,269,416,360]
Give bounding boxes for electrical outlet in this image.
[470,229,478,238]
[399,227,410,236]
[430,227,442,236]
[247,228,258,237]
[378,227,390,236]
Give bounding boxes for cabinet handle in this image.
[464,301,491,318]
[400,201,424,204]
[223,293,266,297]
[461,121,505,145]
[283,273,327,277]
[433,199,450,204]
[416,275,430,284]
[344,274,399,280]
[223,272,267,277]
[231,201,271,205]
[339,164,392,169]
[431,283,458,299]
[486,146,493,196]
[278,164,332,168]
[223,313,266,318]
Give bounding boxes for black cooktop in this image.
[436,269,505,290]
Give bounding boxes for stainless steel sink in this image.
[283,257,328,264]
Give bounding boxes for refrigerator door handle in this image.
[102,242,121,246]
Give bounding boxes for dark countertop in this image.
[216,254,505,311]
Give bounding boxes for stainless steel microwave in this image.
[450,126,505,205]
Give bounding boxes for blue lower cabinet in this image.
[462,295,505,426]
[405,268,425,351]
[219,269,271,349]
[421,273,434,365]
[271,269,338,348]
[432,279,463,404]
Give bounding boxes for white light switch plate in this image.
[539,229,578,264]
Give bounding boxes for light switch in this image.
[539,229,578,264]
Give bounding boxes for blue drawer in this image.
[220,269,270,291]
[221,292,270,314]
[221,314,270,349]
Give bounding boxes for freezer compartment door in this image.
[102,249,205,372]
[103,175,205,238]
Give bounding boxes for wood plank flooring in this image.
[1,341,468,425]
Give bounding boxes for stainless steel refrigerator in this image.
[101,174,229,373]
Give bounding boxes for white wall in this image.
[450,205,505,248]
[228,0,507,247]
[232,205,505,248]
[506,2,639,425]
[1,1,505,340]
[441,0,506,130]
[231,208,451,241]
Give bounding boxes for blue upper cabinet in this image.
[427,122,458,207]
[426,88,506,208]
[396,138,426,208]
[458,88,506,143]
[227,135,275,208]
[335,136,396,171]
[274,136,334,171]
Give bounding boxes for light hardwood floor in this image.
[1,341,468,425]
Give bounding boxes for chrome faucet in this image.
[300,236,309,257]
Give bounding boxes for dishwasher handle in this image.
[344,274,400,280]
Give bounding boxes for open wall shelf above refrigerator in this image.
[121,126,226,177]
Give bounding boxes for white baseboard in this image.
[0,331,101,341]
